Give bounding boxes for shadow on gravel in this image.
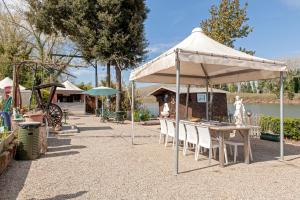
[30,190,88,200]
[79,126,112,132]
[47,145,86,152]
[47,137,71,147]
[179,164,219,174]
[246,138,300,164]
[0,160,32,200]
[41,151,80,158]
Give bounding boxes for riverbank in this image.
[137,85,300,105]
[227,93,300,104]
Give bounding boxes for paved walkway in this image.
[0,115,300,199]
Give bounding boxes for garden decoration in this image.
[161,103,170,118]
[32,83,65,128]
[233,96,246,126]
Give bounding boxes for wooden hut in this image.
[149,86,228,121]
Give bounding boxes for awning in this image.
[130,27,287,85]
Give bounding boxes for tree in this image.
[0,1,75,89]
[27,0,148,111]
[201,0,253,50]
[93,0,148,111]
[201,0,254,91]
[77,82,93,91]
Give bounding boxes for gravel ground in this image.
[0,115,300,200]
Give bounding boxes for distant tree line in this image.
[201,0,300,99]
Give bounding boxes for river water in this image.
[143,102,300,118]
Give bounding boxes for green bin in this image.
[16,122,41,160]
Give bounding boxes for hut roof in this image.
[148,85,228,96]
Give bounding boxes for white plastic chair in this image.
[196,126,228,165]
[159,118,168,144]
[225,133,253,163]
[165,120,175,147]
[179,121,187,155]
[184,123,199,160]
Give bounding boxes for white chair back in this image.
[196,126,211,149]
[159,118,168,135]
[185,123,198,145]
[179,121,186,141]
[166,120,175,137]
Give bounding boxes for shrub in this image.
[259,115,300,140]
[134,109,151,122]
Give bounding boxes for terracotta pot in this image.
[24,113,44,123]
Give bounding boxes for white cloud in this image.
[280,0,300,9]
[146,42,177,54]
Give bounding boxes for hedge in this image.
[134,109,151,122]
[259,115,300,140]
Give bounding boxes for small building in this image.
[54,80,86,115]
[149,86,228,120]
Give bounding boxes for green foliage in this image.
[259,115,300,140]
[77,82,93,91]
[228,83,238,92]
[28,0,148,111]
[201,0,253,50]
[134,109,151,122]
[27,0,148,66]
[240,82,253,93]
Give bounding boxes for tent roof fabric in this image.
[130,27,287,85]
[0,77,26,90]
[148,86,227,96]
[57,80,83,94]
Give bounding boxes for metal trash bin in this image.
[16,122,41,160]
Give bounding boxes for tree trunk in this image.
[115,65,122,112]
[106,62,111,110]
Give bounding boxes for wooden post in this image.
[184,85,190,120]
[12,64,20,108]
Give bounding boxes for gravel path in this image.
[0,115,300,200]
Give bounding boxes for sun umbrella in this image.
[83,86,119,117]
[83,86,119,96]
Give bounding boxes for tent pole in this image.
[210,86,214,120]
[175,50,180,175]
[280,71,284,160]
[131,81,135,145]
[185,84,190,120]
[206,78,209,120]
[200,63,209,120]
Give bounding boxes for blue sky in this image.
[71,0,300,86]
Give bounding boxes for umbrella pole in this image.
[131,81,135,145]
[175,50,180,175]
[102,96,104,117]
[280,71,284,160]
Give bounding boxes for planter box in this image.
[0,132,17,175]
[260,132,280,142]
[0,132,15,153]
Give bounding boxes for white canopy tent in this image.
[130,27,287,174]
[57,80,83,93]
[0,77,26,90]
